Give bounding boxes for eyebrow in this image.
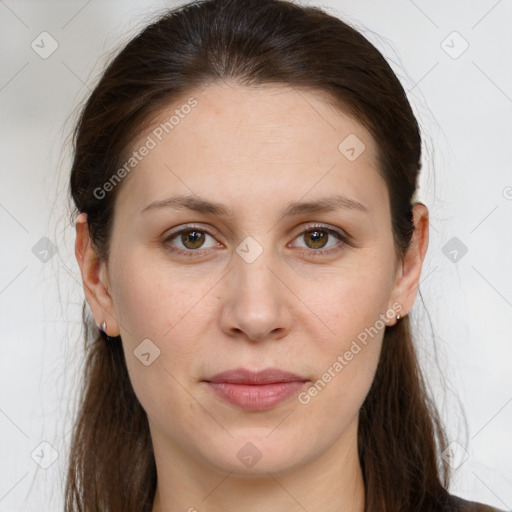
[140,193,368,217]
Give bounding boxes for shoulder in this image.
[445,493,508,512]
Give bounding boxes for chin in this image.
[198,433,311,477]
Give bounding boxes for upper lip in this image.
[204,368,308,385]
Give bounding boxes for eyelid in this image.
[163,223,219,239]
[293,223,349,240]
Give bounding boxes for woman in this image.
[68,0,505,510]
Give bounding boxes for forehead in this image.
[115,81,387,221]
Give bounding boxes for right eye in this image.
[162,226,221,256]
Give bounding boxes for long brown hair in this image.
[67,1,454,510]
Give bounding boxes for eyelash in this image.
[161,223,349,258]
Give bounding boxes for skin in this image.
[75,81,429,512]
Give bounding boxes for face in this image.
[77,81,426,477]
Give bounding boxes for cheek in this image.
[297,293,385,438]
[110,252,220,404]
[303,258,393,348]
[295,263,391,419]
[298,342,381,448]
[111,249,217,345]
[112,255,214,428]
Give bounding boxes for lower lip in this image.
[206,381,307,411]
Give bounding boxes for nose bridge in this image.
[233,234,281,302]
[219,233,293,340]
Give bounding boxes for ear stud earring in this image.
[396,314,401,321]
[98,321,117,342]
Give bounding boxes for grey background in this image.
[0,0,511,510]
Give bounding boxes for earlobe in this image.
[74,213,120,337]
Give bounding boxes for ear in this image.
[74,212,120,337]
[388,202,429,323]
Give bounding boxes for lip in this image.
[203,368,309,411]
[205,368,307,385]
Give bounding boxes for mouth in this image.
[203,367,309,411]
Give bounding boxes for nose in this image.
[217,250,295,343]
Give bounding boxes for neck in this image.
[150,418,365,512]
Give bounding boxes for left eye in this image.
[162,225,347,256]
[291,226,346,254]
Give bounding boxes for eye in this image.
[290,224,348,256]
[162,223,348,257]
[162,225,220,256]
